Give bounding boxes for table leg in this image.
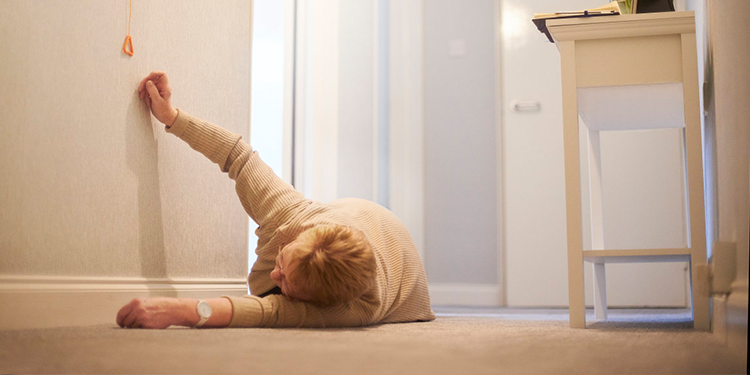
[560,40,586,329]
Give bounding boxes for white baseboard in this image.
[0,275,248,330]
[713,278,748,364]
[713,294,728,342]
[429,283,502,306]
[725,279,748,360]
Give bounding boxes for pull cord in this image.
[122,0,134,56]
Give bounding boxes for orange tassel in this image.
[122,35,134,56]
[122,0,134,56]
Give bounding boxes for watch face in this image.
[197,301,212,317]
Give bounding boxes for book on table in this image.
[532,1,626,43]
[531,0,676,42]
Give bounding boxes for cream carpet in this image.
[0,307,745,374]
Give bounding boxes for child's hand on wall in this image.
[138,71,179,127]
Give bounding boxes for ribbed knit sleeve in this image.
[223,295,326,328]
[166,110,308,230]
[223,293,381,328]
[166,109,240,172]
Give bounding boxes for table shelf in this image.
[583,248,691,263]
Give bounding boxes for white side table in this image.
[547,11,709,330]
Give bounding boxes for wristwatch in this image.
[195,300,212,328]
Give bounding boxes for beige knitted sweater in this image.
[167,110,436,328]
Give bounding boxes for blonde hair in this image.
[287,225,376,307]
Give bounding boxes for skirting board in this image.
[713,279,749,363]
[429,283,502,306]
[0,275,249,330]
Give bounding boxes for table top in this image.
[547,11,695,42]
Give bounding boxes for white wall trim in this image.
[719,279,749,358]
[0,276,248,330]
[282,0,296,185]
[372,0,381,204]
[712,279,748,359]
[293,0,310,195]
[248,1,255,147]
[311,0,340,203]
[493,0,506,307]
[389,0,425,260]
[429,283,503,307]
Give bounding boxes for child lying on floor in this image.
[116,71,435,329]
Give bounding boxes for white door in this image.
[501,0,690,307]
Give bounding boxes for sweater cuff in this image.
[166,110,242,171]
[223,295,266,328]
[165,109,187,136]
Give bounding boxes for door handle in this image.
[510,100,541,113]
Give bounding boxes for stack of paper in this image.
[532,1,623,20]
[532,1,626,43]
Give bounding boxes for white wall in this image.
[705,0,750,359]
[0,0,252,329]
[706,0,750,293]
